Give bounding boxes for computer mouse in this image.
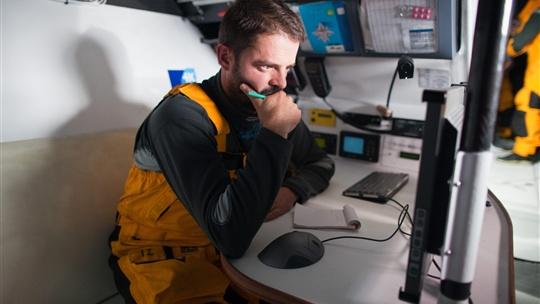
[257,231,324,269]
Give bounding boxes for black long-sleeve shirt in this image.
[133,72,335,257]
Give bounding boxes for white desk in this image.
[223,158,514,304]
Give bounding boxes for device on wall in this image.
[380,55,415,118]
[309,108,336,127]
[311,132,338,155]
[339,131,380,162]
[284,65,307,96]
[304,57,332,98]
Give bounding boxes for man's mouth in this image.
[260,86,281,96]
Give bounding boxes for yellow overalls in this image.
[497,74,515,138]
[111,84,241,304]
[507,0,540,157]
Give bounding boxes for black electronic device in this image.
[176,1,231,45]
[339,131,380,162]
[258,231,324,269]
[284,65,307,96]
[397,55,415,79]
[399,87,465,303]
[304,57,332,98]
[383,55,415,118]
[341,112,382,126]
[311,132,337,155]
[343,171,409,203]
[391,118,425,138]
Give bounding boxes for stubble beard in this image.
[226,63,282,115]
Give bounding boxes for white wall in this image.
[1,0,220,142]
[301,56,454,120]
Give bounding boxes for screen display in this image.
[339,131,379,162]
[314,137,327,149]
[343,136,364,155]
[312,132,337,155]
[400,151,420,160]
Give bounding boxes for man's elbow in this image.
[208,227,253,258]
[217,239,251,259]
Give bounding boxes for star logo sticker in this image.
[313,22,334,43]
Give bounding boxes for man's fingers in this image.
[240,83,265,107]
[239,83,252,94]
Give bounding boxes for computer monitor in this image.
[399,86,465,303]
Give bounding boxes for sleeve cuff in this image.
[282,180,308,204]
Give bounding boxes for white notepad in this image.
[293,204,361,230]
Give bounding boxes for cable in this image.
[321,97,393,134]
[387,197,413,236]
[321,200,409,244]
[515,257,540,264]
[320,198,477,303]
[432,258,441,272]
[388,198,413,224]
[49,0,107,5]
[386,67,399,109]
[95,292,119,304]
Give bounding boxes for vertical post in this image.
[438,0,514,302]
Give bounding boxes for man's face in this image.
[222,33,299,112]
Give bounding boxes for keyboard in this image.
[342,171,409,203]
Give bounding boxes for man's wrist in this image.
[282,186,299,204]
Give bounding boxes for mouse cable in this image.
[321,97,393,134]
[432,258,441,272]
[387,198,413,237]
[321,202,409,244]
[387,198,413,225]
[426,258,442,281]
[95,291,120,304]
[320,202,476,304]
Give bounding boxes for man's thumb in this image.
[240,83,265,106]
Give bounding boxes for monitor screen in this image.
[399,86,465,302]
[343,136,365,155]
[338,131,380,162]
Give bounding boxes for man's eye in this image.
[259,65,272,70]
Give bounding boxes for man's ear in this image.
[216,43,234,71]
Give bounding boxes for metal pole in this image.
[438,0,514,302]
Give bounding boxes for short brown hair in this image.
[218,0,305,56]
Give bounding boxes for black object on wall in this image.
[107,0,231,46]
[177,1,232,44]
[107,0,183,16]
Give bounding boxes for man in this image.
[109,0,335,303]
[498,0,540,162]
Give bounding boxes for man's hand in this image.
[265,187,298,221]
[240,84,301,139]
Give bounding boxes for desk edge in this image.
[220,254,313,304]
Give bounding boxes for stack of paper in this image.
[293,204,361,230]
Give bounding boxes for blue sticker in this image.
[168,68,196,87]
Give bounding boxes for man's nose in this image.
[269,69,288,90]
